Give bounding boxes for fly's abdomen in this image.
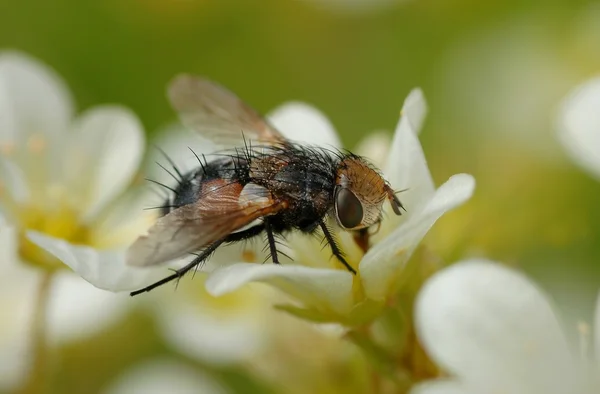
[161,155,250,215]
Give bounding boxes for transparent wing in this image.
[168,74,286,147]
[126,181,284,267]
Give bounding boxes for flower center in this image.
[1,134,95,271]
[15,204,91,271]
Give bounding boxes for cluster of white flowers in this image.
[4,47,599,394]
[17,56,475,326]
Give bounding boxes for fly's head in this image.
[334,156,404,231]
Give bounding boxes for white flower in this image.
[205,89,476,324]
[0,51,149,389]
[413,260,600,394]
[557,76,600,180]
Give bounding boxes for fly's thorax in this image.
[334,156,388,230]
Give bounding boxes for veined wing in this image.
[168,74,286,147]
[127,180,285,267]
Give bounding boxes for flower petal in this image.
[384,89,435,215]
[557,77,600,180]
[47,272,130,344]
[410,380,471,394]
[267,102,342,149]
[360,173,475,300]
[0,51,73,146]
[353,131,392,169]
[27,231,164,292]
[0,240,39,391]
[206,263,354,315]
[64,106,145,220]
[103,358,226,394]
[156,301,266,365]
[402,88,428,136]
[87,186,158,249]
[416,260,578,394]
[0,155,29,206]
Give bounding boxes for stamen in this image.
[27,134,46,154]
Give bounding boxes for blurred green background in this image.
[2,0,600,392]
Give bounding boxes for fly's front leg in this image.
[130,238,225,296]
[319,221,357,274]
[264,219,281,265]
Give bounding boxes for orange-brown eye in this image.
[335,187,363,229]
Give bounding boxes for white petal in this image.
[360,173,475,300]
[206,263,354,315]
[27,232,164,292]
[87,187,158,249]
[267,102,342,149]
[156,302,265,365]
[0,51,73,145]
[557,77,600,180]
[0,221,17,267]
[402,88,428,135]
[47,272,130,344]
[410,380,471,394]
[0,155,29,207]
[353,131,392,169]
[416,260,578,394]
[384,89,434,215]
[0,258,40,391]
[64,106,145,220]
[102,358,226,394]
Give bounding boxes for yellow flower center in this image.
[16,204,92,271]
[1,134,96,271]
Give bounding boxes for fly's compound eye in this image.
[335,187,364,229]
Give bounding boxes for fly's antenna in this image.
[385,185,406,215]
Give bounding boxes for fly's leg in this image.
[319,221,357,274]
[264,219,281,265]
[130,239,224,296]
[130,224,266,296]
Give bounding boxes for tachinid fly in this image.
[129,75,404,296]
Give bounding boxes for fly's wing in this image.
[127,181,284,267]
[168,74,286,147]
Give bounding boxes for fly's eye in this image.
[335,187,363,229]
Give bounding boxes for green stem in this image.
[19,271,54,394]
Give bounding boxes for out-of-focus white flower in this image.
[557,77,600,180]
[0,51,151,389]
[412,260,600,394]
[102,358,227,394]
[205,89,476,325]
